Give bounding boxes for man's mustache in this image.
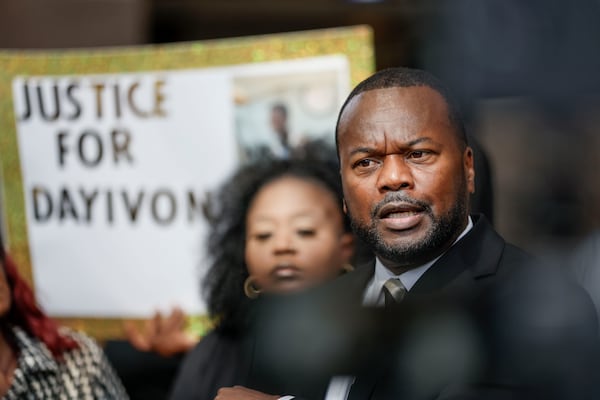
[371,193,431,218]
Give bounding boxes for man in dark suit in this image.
[217,67,599,400]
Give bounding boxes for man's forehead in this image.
[340,87,450,134]
[341,86,447,121]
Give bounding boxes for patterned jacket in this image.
[3,326,128,399]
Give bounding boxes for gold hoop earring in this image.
[244,276,261,299]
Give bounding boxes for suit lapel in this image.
[410,215,505,296]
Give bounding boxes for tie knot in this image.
[382,278,407,307]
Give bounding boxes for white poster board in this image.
[11,55,350,317]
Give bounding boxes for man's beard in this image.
[348,181,469,270]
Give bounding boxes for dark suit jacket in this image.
[246,215,599,399]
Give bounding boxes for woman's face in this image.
[0,264,12,317]
[245,176,354,294]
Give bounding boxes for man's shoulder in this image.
[494,242,535,278]
[462,214,536,277]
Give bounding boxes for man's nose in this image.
[376,155,414,192]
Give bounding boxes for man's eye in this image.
[297,229,316,237]
[354,159,374,168]
[407,150,432,160]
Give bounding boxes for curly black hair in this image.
[201,140,348,334]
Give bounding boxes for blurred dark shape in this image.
[248,262,600,399]
[526,176,585,237]
[468,133,494,225]
[104,340,183,400]
[420,0,600,115]
[566,230,600,331]
[290,137,338,167]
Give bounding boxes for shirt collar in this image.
[364,216,473,305]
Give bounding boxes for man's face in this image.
[271,108,287,137]
[337,86,474,273]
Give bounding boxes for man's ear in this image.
[465,147,476,194]
[343,198,348,215]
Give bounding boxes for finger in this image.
[170,307,187,327]
[149,310,163,335]
[165,308,189,333]
[123,321,151,351]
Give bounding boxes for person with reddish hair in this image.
[0,237,129,399]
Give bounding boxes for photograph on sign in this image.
[231,55,349,162]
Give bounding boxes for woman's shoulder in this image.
[57,326,114,371]
[58,327,130,397]
[59,327,102,354]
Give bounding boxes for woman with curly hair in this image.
[169,148,355,400]
[0,235,129,399]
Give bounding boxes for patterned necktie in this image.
[382,278,407,307]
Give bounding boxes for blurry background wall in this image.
[1,0,599,255]
[0,0,151,48]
